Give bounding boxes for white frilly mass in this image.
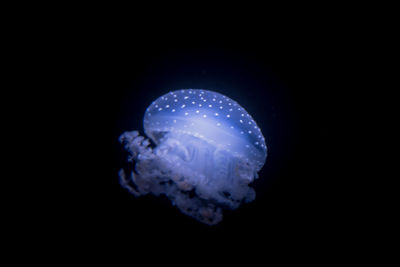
[119,89,267,225]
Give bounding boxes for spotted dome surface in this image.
[143,89,267,170]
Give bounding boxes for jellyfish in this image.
[119,89,267,225]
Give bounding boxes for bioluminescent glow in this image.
[119,89,267,225]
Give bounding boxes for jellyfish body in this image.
[119,89,267,225]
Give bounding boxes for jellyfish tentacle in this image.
[118,169,141,197]
[214,148,229,183]
[119,130,259,224]
[158,135,191,162]
[119,131,154,161]
[235,159,255,184]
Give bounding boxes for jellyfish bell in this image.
[119,89,267,225]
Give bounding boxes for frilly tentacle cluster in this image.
[119,130,257,225]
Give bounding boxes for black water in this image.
[53,32,354,255]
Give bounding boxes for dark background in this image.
[56,29,355,254]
